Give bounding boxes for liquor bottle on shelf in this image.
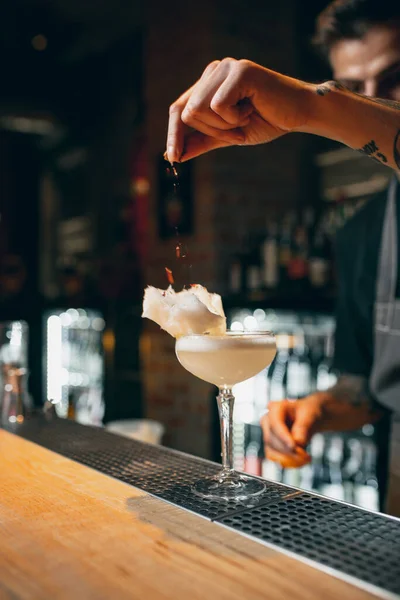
[246,237,264,300]
[229,254,243,295]
[262,455,283,483]
[261,220,279,291]
[309,335,324,394]
[286,333,312,399]
[353,439,379,510]
[244,424,263,477]
[277,212,295,291]
[319,435,345,501]
[308,225,332,291]
[287,224,309,295]
[310,433,326,491]
[342,437,364,505]
[268,334,290,401]
[316,333,338,391]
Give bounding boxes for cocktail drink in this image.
[176,331,276,500]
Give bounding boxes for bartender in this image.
[260,0,400,517]
[165,0,400,516]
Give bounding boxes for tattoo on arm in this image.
[329,375,375,409]
[315,80,344,96]
[358,139,388,164]
[315,80,400,110]
[368,97,400,111]
[315,80,400,169]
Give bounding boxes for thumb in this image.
[291,401,321,447]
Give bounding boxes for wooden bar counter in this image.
[0,430,387,600]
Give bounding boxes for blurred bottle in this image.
[309,226,332,290]
[342,438,364,505]
[278,212,295,290]
[67,390,76,420]
[286,333,312,399]
[244,424,263,477]
[319,436,345,501]
[310,335,324,393]
[353,439,379,510]
[268,334,290,401]
[287,223,309,295]
[316,333,337,391]
[310,433,325,490]
[261,220,279,291]
[229,254,243,295]
[0,364,29,426]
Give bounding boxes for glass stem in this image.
[217,387,235,475]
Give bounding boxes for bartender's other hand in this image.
[166,58,310,163]
[261,396,325,468]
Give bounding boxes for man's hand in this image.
[261,391,383,468]
[261,395,325,468]
[166,58,310,163]
[166,57,400,171]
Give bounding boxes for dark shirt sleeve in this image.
[333,224,374,378]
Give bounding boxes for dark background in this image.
[0,0,339,453]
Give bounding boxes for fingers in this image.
[291,398,322,447]
[177,130,232,162]
[166,62,224,163]
[166,84,197,163]
[209,71,253,125]
[261,400,313,469]
[267,400,296,450]
[181,110,247,144]
[166,58,252,163]
[183,64,250,129]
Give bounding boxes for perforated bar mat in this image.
[12,417,400,597]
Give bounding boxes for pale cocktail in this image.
[176,331,276,500]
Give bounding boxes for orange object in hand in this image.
[266,446,311,469]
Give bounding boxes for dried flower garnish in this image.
[165,267,174,285]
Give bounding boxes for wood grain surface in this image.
[0,430,384,600]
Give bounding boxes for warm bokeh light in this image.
[31,34,47,51]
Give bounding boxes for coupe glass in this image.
[175,331,276,500]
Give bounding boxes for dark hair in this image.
[313,0,400,60]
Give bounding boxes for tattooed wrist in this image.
[358,139,388,164]
[328,375,373,408]
[315,80,344,96]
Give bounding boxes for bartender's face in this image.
[329,23,400,101]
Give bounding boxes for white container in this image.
[106,419,165,445]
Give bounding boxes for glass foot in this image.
[192,471,265,501]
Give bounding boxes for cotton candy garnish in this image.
[142,284,226,338]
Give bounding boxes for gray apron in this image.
[370,176,400,517]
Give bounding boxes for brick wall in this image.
[142,0,310,458]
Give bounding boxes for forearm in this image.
[302,81,400,172]
[314,375,385,433]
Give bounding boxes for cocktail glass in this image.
[175,331,276,500]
